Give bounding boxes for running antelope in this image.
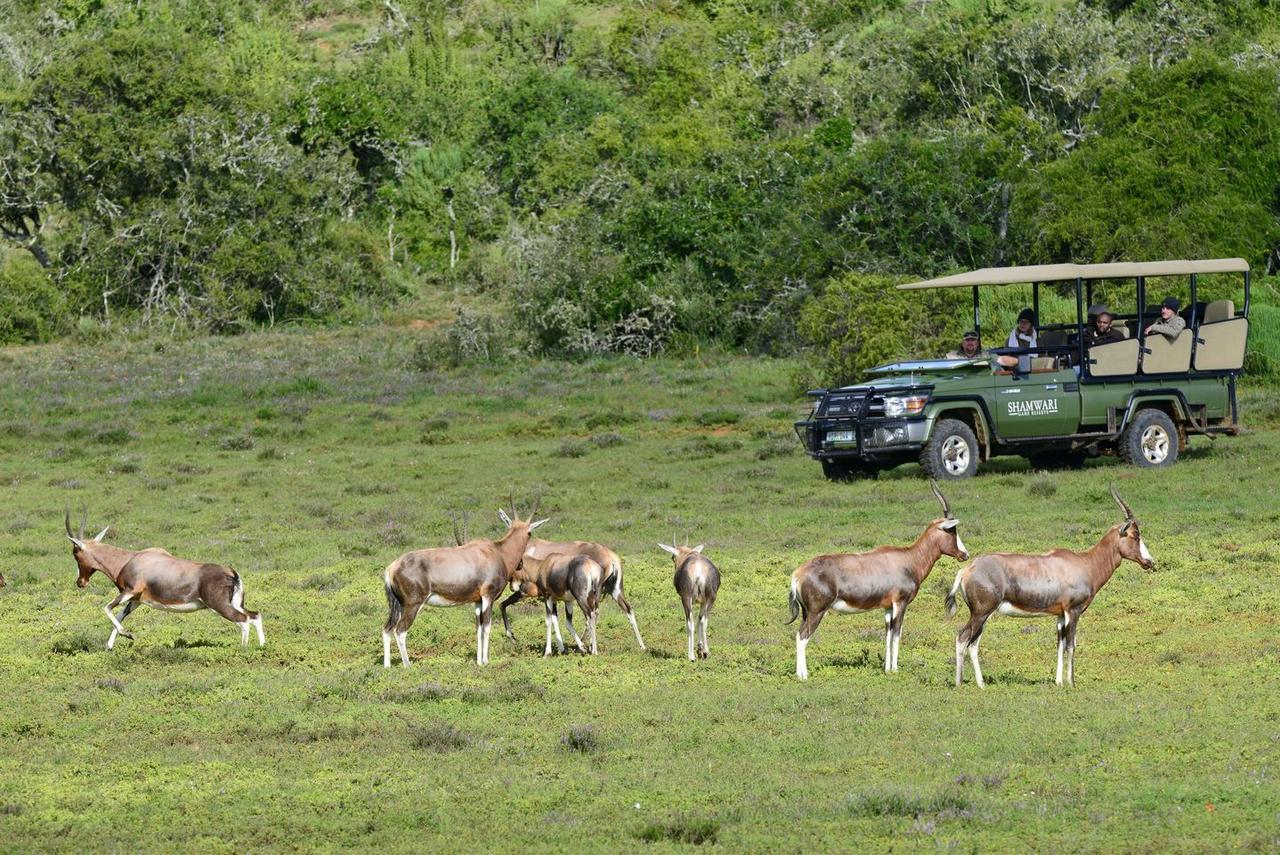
[382,503,547,667]
[947,487,1154,688]
[788,482,968,680]
[659,540,720,661]
[510,551,605,656]
[501,538,645,650]
[65,510,264,649]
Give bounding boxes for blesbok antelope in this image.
[947,486,1154,688]
[659,539,720,661]
[501,538,645,650]
[787,482,968,680]
[65,510,264,649]
[382,503,547,667]
[510,551,605,656]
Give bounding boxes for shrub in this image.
[798,272,967,387]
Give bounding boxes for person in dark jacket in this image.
[1083,304,1126,349]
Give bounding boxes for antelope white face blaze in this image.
[1138,538,1153,564]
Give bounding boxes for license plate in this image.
[826,430,855,442]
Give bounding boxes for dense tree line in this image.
[1,0,1277,377]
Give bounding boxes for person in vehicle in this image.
[1144,296,1185,339]
[946,330,985,359]
[1006,308,1037,372]
[1083,304,1125,349]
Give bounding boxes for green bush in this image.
[0,254,68,344]
[798,272,967,387]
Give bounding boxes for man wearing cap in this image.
[1145,296,1186,339]
[946,330,986,359]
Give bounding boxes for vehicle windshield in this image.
[869,358,985,373]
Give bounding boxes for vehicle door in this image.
[994,365,1082,438]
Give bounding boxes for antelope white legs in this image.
[796,633,810,680]
[481,598,493,665]
[616,590,646,650]
[543,605,554,657]
[1055,615,1066,685]
[955,638,965,687]
[687,616,696,661]
[476,603,484,665]
[699,613,709,658]
[883,608,893,673]
[396,630,410,667]
[891,625,901,672]
[253,615,265,646]
[549,604,565,654]
[588,611,598,655]
[241,620,250,646]
[969,636,985,688]
[564,602,586,653]
[383,631,392,668]
[103,594,134,650]
[887,602,902,672]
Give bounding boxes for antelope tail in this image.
[601,558,619,595]
[383,565,404,634]
[787,576,804,625]
[945,566,968,618]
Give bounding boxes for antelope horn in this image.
[529,492,541,521]
[1110,485,1134,520]
[449,511,462,546]
[64,509,84,548]
[94,526,109,542]
[79,503,88,539]
[930,480,953,518]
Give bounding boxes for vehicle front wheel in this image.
[920,419,979,480]
[1120,408,1179,468]
[822,459,879,481]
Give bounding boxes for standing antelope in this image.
[788,482,968,680]
[501,538,645,650]
[510,551,605,656]
[659,540,720,661]
[382,504,547,667]
[947,487,1154,688]
[65,510,264,649]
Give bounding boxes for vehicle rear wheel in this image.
[920,419,979,480]
[1120,409,1178,468]
[821,459,879,481]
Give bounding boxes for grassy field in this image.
[0,328,1278,852]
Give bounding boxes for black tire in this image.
[821,459,879,481]
[1026,450,1088,471]
[920,418,979,480]
[1119,408,1178,468]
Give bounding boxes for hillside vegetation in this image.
[2,0,1280,369]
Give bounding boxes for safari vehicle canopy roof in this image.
[897,258,1249,290]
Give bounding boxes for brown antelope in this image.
[947,486,1154,688]
[500,538,645,650]
[659,539,720,661]
[65,510,264,649]
[510,551,605,656]
[382,503,547,668]
[787,482,968,680]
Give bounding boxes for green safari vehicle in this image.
[794,259,1252,480]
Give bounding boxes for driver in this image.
[946,330,985,359]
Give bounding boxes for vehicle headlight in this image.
[883,395,928,417]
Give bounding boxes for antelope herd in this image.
[43,482,1157,688]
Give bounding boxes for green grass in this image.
[1,327,1278,852]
